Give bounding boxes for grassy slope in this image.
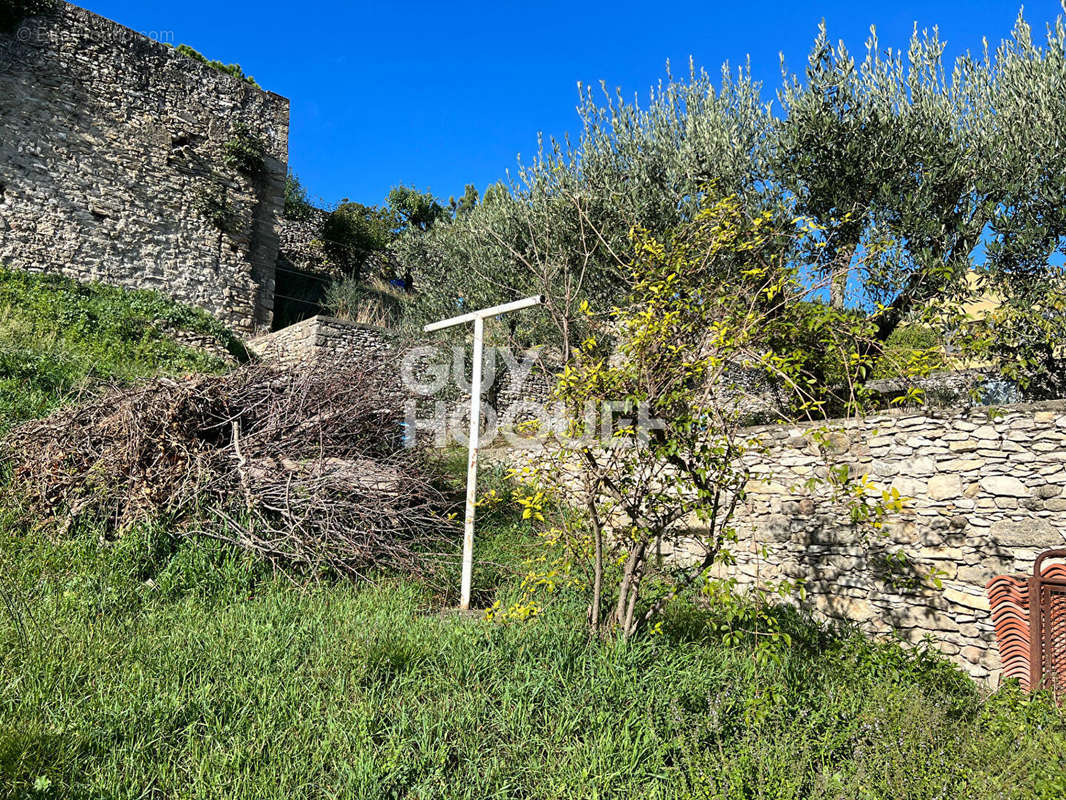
[0,271,1063,798]
[0,268,244,432]
[1,523,1064,799]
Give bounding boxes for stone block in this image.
[979,475,1029,497]
[943,586,991,612]
[990,519,1064,548]
[927,474,962,500]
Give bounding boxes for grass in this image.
[0,268,244,432]
[1,517,1064,800]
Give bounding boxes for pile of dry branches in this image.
[3,359,457,578]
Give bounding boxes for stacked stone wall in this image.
[694,403,1066,683]
[0,3,289,334]
[247,315,395,366]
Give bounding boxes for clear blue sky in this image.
[78,1,1066,209]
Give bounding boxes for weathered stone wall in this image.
[694,402,1066,683]
[247,315,395,366]
[0,3,289,334]
[494,361,555,422]
[277,208,333,277]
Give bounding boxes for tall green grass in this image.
[1,519,1063,799]
[0,268,244,432]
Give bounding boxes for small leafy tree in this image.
[386,185,446,234]
[449,184,479,217]
[284,171,315,220]
[506,196,906,638]
[321,202,393,278]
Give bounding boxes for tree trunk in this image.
[588,498,603,635]
[830,266,847,309]
[612,540,644,631]
[618,539,648,638]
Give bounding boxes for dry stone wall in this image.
[277,209,333,277]
[0,3,289,334]
[247,315,395,366]
[694,402,1066,683]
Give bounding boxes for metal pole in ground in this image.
[423,294,543,610]
[460,315,484,610]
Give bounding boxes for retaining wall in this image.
[247,315,395,366]
[692,402,1066,683]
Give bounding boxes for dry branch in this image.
[2,359,458,578]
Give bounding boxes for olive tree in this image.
[395,6,1066,394]
[393,63,776,359]
[970,13,1066,398]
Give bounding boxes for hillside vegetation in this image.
[1,518,1064,799]
[0,275,1062,799]
[0,268,244,432]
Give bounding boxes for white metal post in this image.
[461,315,484,610]
[423,294,543,610]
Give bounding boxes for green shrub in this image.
[173,43,260,87]
[223,123,267,178]
[871,323,948,380]
[284,170,316,220]
[321,202,393,278]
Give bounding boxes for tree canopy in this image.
[386,9,1066,396]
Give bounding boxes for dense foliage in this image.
[0,268,242,433]
[505,197,912,638]
[283,170,316,220]
[173,43,260,87]
[320,203,394,278]
[222,123,267,178]
[385,11,1066,394]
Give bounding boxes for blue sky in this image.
[80,1,1066,209]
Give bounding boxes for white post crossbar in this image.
[423,294,543,610]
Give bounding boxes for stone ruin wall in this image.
[690,402,1066,684]
[0,2,289,334]
[248,314,395,366]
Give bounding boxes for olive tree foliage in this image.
[972,13,1066,398]
[775,23,998,320]
[500,197,906,638]
[776,11,1066,393]
[395,8,1066,393]
[393,62,777,357]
